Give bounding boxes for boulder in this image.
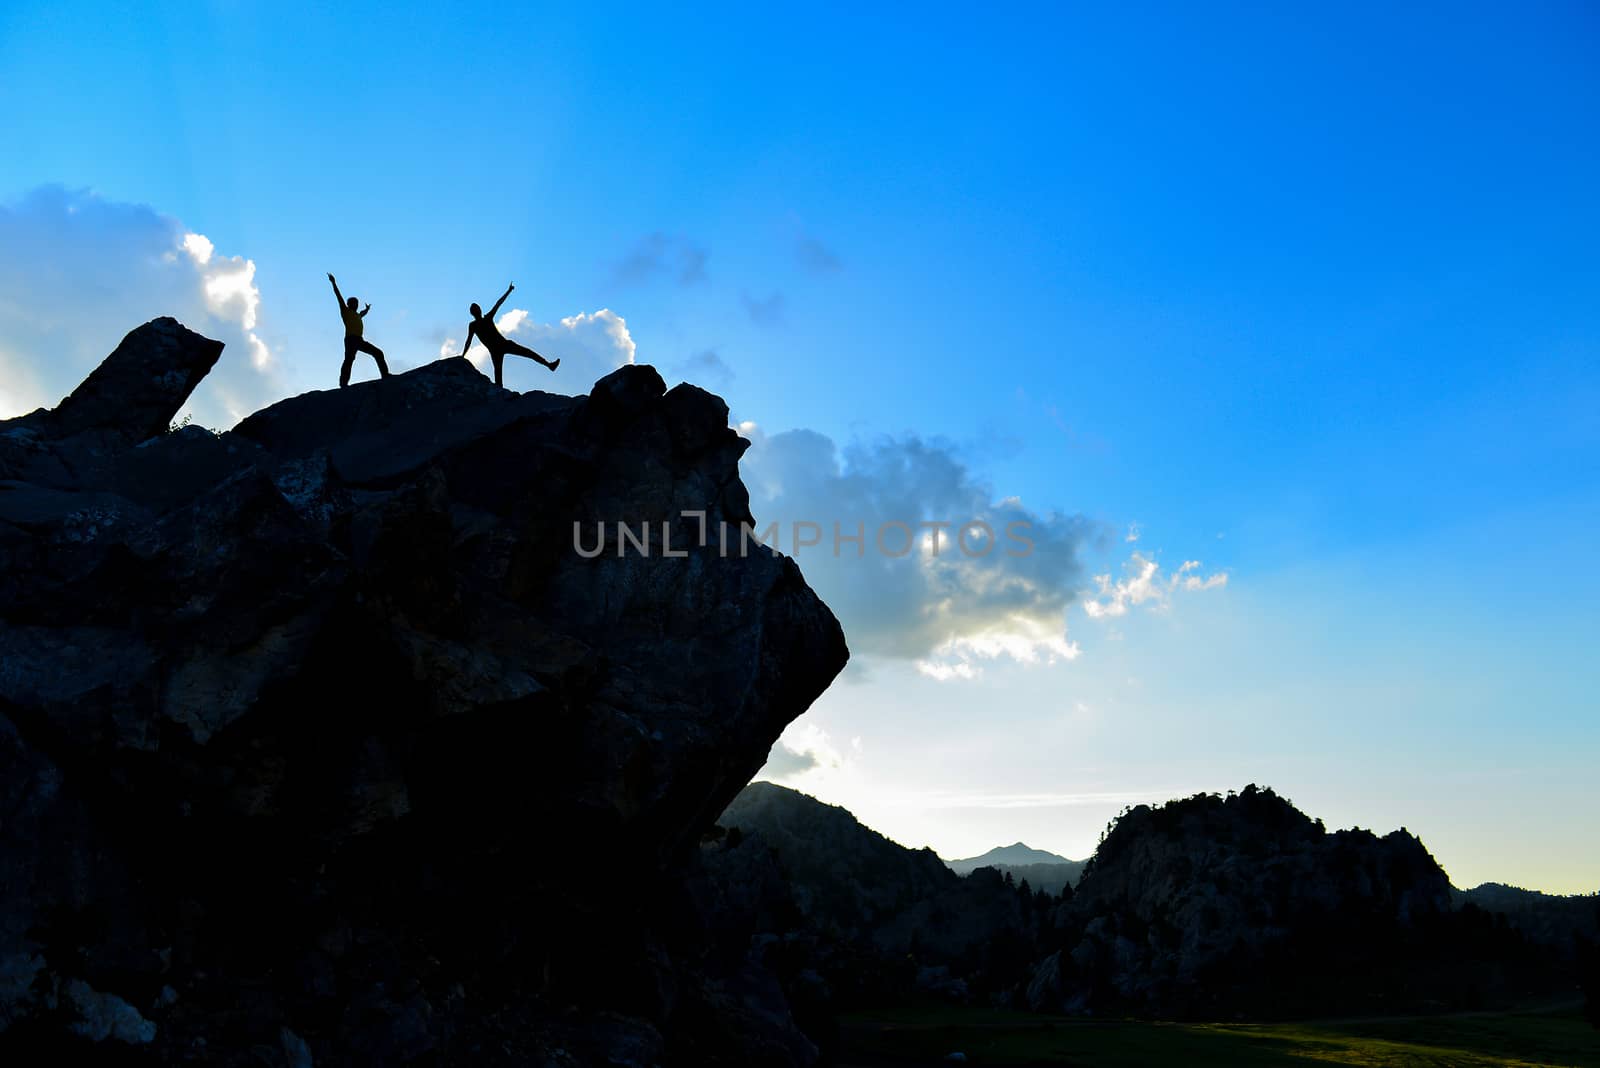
[1036,785,1457,1017]
[0,320,849,1064]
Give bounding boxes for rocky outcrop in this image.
[1029,785,1456,1017]
[2,316,224,463]
[0,319,848,1064]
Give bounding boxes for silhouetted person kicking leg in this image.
[329,273,391,387]
[459,282,559,387]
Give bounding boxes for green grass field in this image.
[839,1003,1600,1067]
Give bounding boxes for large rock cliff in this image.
[1026,785,1457,1017]
[0,319,849,1064]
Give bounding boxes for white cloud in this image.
[180,230,271,371]
[1175,559,1228,592]
[442,307,636,391]
[736,425,1225,677]
[1082,551,1229,620]
[739,424,1097,678]
[179,232,214,263]
[919,615,1082,680]
[0,186,284,428]
[757,722,849,781]
[916,660,980,682]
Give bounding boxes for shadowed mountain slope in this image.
[715,782,1052,1008]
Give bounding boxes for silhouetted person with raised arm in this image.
[328,273,390,388]
[460,282,559,387]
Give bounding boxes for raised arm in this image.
[487,281,515,319]
[328,273,345,307]
[359,302,371,318]
[458,322,477,358]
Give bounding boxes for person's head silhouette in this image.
[346,296,359,310]
[470,302,483,319]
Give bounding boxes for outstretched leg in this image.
[504,340,560,371]
[340,337,358,388]
[355,337,390,378]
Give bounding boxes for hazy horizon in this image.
[757,775,1595,897]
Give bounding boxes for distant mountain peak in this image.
[946,842,1077,873]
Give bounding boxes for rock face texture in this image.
[1028,785,1457,1017]
[0,319,848,1064]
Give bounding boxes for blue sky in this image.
[2,2,1596,890]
